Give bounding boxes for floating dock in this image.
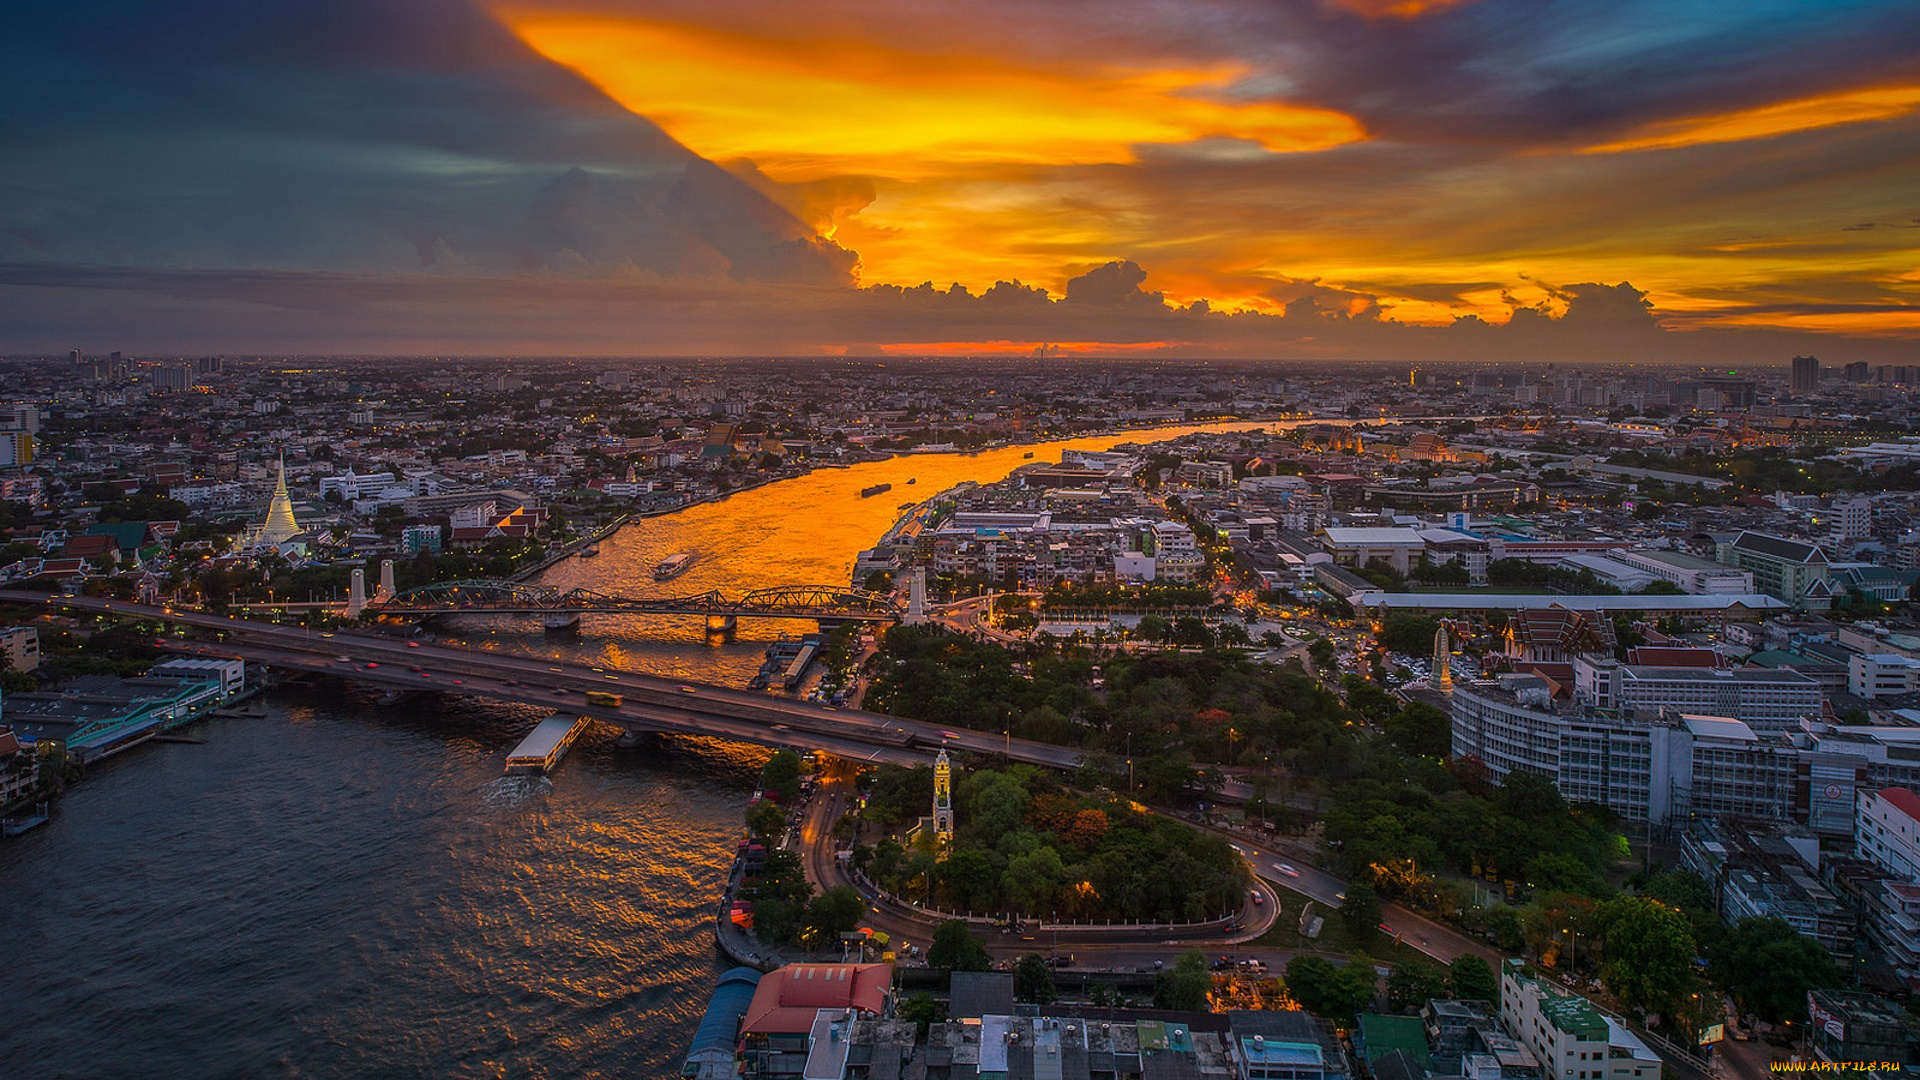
[504,714,591,775]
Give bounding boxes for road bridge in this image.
[233,579,903,631]
[0,592,1042,767]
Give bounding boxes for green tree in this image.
[1014,953,1058,1004]
[1384,701,1451,758]
[1285,954,1376,1021]
[759,749,805,803]
[1387,960,1449,1012]
[801,886,866,948]
[1710,916,1840,1024]
[897,991,946,1036]
[927,919,992,972]
[1308,636,1338,671]
[1340,880,1383,941]
[1001,846,1068,913]
[1596,897,1698,1018]
[1447,955,1499,1005]
[1154,949,1212,1011]
[1135,615,1170,644]
[745,800,785,841]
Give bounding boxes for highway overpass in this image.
[0,592,1080,770]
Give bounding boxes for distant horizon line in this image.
[6,353,1817,370]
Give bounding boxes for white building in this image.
[1450,678,1798,826]
[1854,788,1920,987]
[1500,962,1659,1080]
[1850,654,1920,699]
[1612,549,1755,594]
[1319,526,1424,574]
[1573,657,1822,736]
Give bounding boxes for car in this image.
[337,655,352,663]
[320,632,334,638]
[410,666,423,672]
[1378,923,1395,935]
[1272,863,1300,878]
[451,679,464,685]
[418,672,431,679]
[1250,890,1264,905]
[771,724,790,732]
[679,685,698,694]
[590,667,604,673]
[406,641,420,648]
[940,731,961,740]
[365,662,379,669]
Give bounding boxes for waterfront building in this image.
[1854,788,1920,985]
[3,674,225,762]
[738,963,892,1079]
[681,967,761,1080]
[1499,962,1658,1080]
[0,726,39,808]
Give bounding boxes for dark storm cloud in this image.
[0,0,854,285]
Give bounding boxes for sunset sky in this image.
[2,0,1917,360]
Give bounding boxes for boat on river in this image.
[859,483,893,498]
[653,552,695,580]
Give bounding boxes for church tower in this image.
[1433,623,1454,692]
[932,748,954,860]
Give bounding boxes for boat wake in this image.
[480,774,553,810]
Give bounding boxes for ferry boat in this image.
[859,483,893,498]
[653,552,695,580]
[505,715,589,775]
[906,478,916,485]
[1023,451,1035,458]
[578,543,600,558]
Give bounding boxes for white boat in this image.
[653,552,695,580]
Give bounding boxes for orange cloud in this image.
[1584,85,1920,153]
[497,11,1364,178]
[1325,0,1474,19]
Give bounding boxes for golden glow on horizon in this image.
[493,4,1919,343]
[1584,85,1920,154]
[501,12,1364,176]
[874,340,1188,356]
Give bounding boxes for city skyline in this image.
[3,0,1918,359]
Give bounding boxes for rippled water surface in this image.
[0,419,1302,1078]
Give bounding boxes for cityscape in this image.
[4,3,1920,1080]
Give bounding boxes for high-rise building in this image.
[1791,354,1821,393]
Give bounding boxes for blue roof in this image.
[684,967,762,1061]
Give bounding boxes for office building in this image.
[1791,355,1821,394]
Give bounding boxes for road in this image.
[1,592,1104,770]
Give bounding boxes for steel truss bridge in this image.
[365,579,901,623]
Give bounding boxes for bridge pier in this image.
[705,613,737,635]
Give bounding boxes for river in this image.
[0,417,1301,1079]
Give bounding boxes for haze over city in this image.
[3,0,1918,358]
[9,4,1920,1080]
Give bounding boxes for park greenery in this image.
[856,762,1250,923]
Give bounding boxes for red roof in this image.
[740,963,891,1036]
[1878,788,1920,826]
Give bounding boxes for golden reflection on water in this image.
[443,421,1315,688]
